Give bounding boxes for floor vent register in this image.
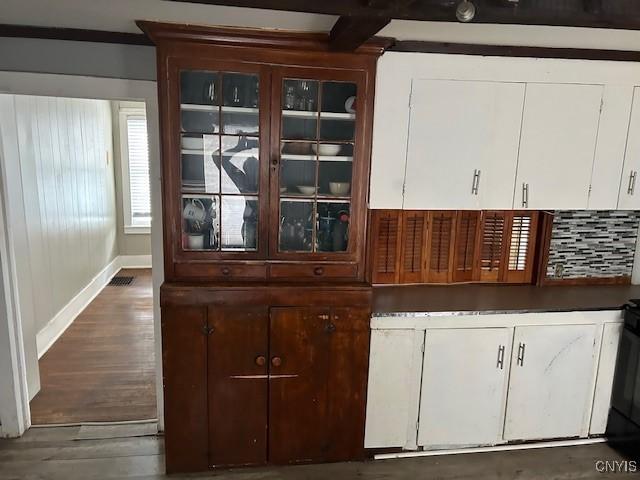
[109,276,135,286]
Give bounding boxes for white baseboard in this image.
[119,254,152,269]
[35,254,152,358]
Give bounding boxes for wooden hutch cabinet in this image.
[138,22,384,473]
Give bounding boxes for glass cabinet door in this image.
[278,77,357,254]
[179,69,261,252]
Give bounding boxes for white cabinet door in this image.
[403,80,525,210]
[504,324,599,441]
[418,328,512,448]
[514,83,603,210]
[618,87,640,209]
[365,329,424,449]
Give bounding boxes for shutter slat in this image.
[453,211,479,282]
[400,211,427,283]
[371,210,402,284]
[479,211,506,282]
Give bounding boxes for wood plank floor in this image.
[29,269,157,425]
[0,426,638,479]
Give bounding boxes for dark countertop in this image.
[372,284,640,315]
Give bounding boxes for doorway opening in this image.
[0,92,158,427]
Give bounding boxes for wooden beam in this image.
[168,0,640,30]
[329,16,391,51]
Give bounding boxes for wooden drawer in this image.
[174,263,267,281]
[269,263,358,280]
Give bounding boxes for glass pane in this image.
[316,202,350,252]
[181,134,220,194]
[318,161,352,198]
[223,73,259,108]
[222,110,259,136]
[221,195,258,251]
[180,71,219,105]
[283,79,318,112]
[220,136,259,194]
[279,200,313,252]
[181,108,219,134]
[182,195,219,251]
[282,116,317,141]
[320,81,356,142]
[280,141,316,197]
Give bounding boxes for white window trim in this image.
[119,106,151,235]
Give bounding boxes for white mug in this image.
[183,198,206,222]
[187,234,205,250]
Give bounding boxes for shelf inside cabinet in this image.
[181,103,217,112]
[281,154,353,162]
[282,110,355,120]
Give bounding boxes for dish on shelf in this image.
[280,186,287,193]
[345,96,356,114]
[297,185,317,195]
[312,143,342,156]
[282,142,311,155]
[329,182,351,196]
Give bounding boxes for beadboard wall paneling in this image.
[546,211,640,280]
[11,95,118,333]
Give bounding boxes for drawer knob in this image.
[313,267,324,276]
[255,355,266,367]
[271,356,282,367]
[221,267,231,276]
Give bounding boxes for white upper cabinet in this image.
[513,83,604,210]
[403,80,525,210]
[504,324,599,441]
[618,87,640,210]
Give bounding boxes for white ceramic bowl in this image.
[329,182,351,196]
[312,143,342,156]
[297,185,317,196]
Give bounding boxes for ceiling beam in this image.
[168,0,640,30]
[329,15,391,51]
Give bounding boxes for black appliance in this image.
[607,300,640,436]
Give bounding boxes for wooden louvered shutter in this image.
[370,210,402,284]
[478,211,507,282]
[504,211,539,283]
[453,211,480,282]
[425,212,456,283]
[400,211,428,283]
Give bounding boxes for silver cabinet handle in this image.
[628,171,637,195]
[521,183,529,208]
[517,342,526,366]
[471,169,481,195]
[496,345,505,370]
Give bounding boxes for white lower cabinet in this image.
[366,312,622,451]
[417,328,512,448]
[504,324,599,441]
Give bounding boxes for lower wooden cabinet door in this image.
[268,307,370,464]
[207,307,269,467]
[504,324,599,441]
[418,328,512,448]
[162,306,209,473]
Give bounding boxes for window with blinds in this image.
[119,104,151,232]
[369,210,540,285]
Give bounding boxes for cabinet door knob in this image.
[221,267,231,276]
[272,157,278,166]
[325,323,336,334]
[314,267,324,276]
[271,356,282,367]
[255,355,266,366]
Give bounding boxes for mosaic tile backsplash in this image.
[546,211,640,280]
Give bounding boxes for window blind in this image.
[126,115,151,226]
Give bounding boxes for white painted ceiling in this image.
[3,0,640,51]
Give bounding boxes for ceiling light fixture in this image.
[456,0,476,22]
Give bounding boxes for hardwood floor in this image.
[0,425,638,479]
[29,269,157,425]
